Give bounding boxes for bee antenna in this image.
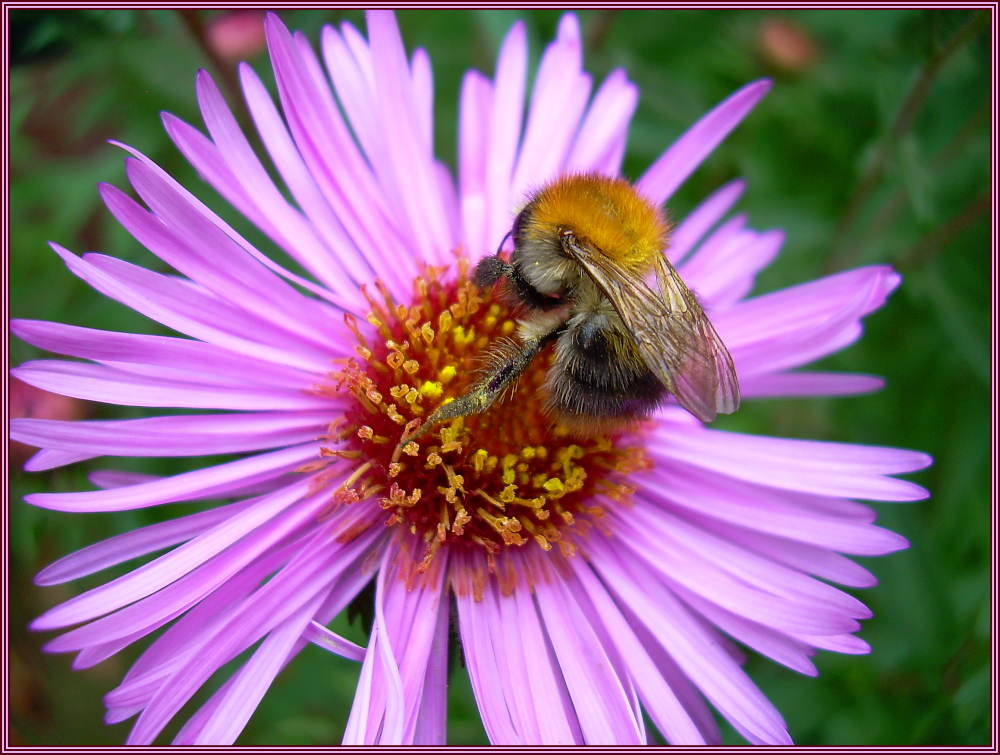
[494,231,513,257]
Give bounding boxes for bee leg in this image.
[472,255,512,288]
[397,329,561,450]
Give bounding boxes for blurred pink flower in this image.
[12,10,929,746]
[757,16,821,73]
[206,10,266,63]
[9,376,86,465]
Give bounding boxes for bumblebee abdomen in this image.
[545,317,666,423]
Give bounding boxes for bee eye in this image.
[511,207,528,248]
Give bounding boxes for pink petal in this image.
[49,244,333,374]
[340,21,375,94]
[194,71,363,295]
[12,319,315,389]
[690,230,785,309]
[109,538,372,717]
[568,558,707,744]
[488,578,542,743]
[468,550,585,744]
[124,510,381,744]
[674,585,819,676]
[793,632,871,654]
[304,561,383,662]
[90,470,159,489]
[458,70,493,256]
[668,179,746,265]
[532,565,644,744]
[300,25,438,287]
[342,558,405,745]
[116,157,339,353]
[510,14,590,200]
[717,266,899,356]
[636,79,771,206]
[33,476,320,632]
[633,621,724,744]
[612,509,861,636]
[35,499,249,586]
[111,139,354,309]
[649,422,931,502]
[302,621,365,662]
[484,21,527,253]
[12,360,334,412]
[320,25,377,160]
[741,371,885,398]
[24,448,94,472]
[410,589,449,745]
[25,443,321,512]
[344,537,448,744]
[625,500,873,619]
[434,159,462,244]
[237,62,368,299]
[642,461,914,553]
[157,118,289,263]
[176,561,377,743]
[566,68,638,176]
[410,47,434,153]
[452,552,580,744]
[186,596,324,744]
[104,540,300,708]
[263,14,413,300]
[717,528,880,588]
[12,411,329,457]
[507,567,582,743]
[366,11,454,266]
[590,536,792,744]
[675,212,750,290]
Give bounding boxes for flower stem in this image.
[853,100,988,263]
[176,9,246,122]
[896,191,989,272]
[825,10,987,273]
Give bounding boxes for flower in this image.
[12,10,931,746]
[206,10,267,63]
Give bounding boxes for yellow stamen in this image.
[329,269,648,581]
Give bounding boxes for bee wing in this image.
[650,252,741,418]
[560,233,740,422]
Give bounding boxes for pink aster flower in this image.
[12,10,931,746]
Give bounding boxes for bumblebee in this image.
[416,172,739,437]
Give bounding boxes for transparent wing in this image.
[560,232,740,422]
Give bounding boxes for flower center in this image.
[328,261,649,575]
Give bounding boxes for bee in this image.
[413,172,739,439]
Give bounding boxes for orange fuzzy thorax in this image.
[525,173,671,272]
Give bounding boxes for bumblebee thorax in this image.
[513,173,671,291]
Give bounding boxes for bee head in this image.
[508,207,578,299]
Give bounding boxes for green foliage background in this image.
[8,8,990,746]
